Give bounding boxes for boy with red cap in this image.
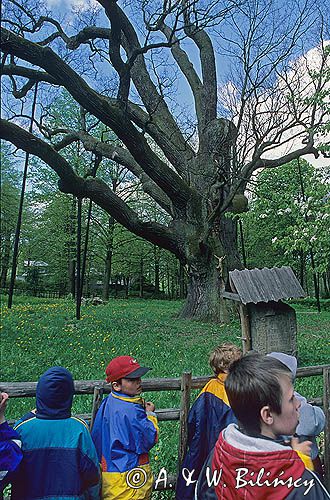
[91,356,158,500]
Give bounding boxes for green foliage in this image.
[288,298,330,311]
[0,175,19,253]
[0,142,33,287]
[24,192,76,290]
[240,160,330,294]
[12,90,181,299]
[26,267,41,294]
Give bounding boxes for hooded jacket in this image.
[91,391,158,500]
[195,424,330,500]
[176,374,236,500]
[267,352,325,460]
[11,366,100,500]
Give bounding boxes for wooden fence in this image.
[1,364,330,492]
[0,288,62,299]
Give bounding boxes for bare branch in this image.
[0,27,193,208]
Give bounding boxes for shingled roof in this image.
[228,266,306,305]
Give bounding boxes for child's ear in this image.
[112,381,121,391]
[260,405,274,426]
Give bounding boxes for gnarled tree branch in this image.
[0,27,194,209]
[0,118,182,257]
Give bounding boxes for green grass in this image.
[1,296,329,498]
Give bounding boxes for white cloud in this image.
[218,42,330,168]
[45,0,98,11]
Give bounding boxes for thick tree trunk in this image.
[178,259,225,322]
[179,217,241,322]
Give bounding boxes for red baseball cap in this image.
[105,356,151,383]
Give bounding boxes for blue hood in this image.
[36,366,74,420]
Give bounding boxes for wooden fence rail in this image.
[1,364,328,396]
[1,363,329,492]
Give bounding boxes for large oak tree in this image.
[1,0,328,320]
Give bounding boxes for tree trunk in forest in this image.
[166,264,171,299]
[69,259,76,298]
[299,250,305,289]
[114,277,118,298]
[179,261,185,299]
[102,216,115,301]
[139,257,144,298]
[323,269,330,298]
[67,196,77,297]
[0,235,11,288]
[102,248,112,301]
[153,246,160,295]
[124,276,129,298]
[76,197,82,320]
[80,199,93,299]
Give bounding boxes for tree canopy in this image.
[1,0,329,320]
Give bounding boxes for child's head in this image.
[209,342,242,375]
[225,354,300,438]
[105,356,151,396]
[36,366,74,419]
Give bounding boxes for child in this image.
[91,355,158,500]
[176,343,242,499]
[267,352,325,476]
[196,354,330,499]
[11,366,100,500]
[0,392,22,498]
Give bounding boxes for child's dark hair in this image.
[225,354,292,434]
[209,343,242,375]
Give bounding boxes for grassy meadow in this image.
[1,296,329,498]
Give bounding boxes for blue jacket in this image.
[11,366,100,500]
[91,391,158,499]
[176,374,237,500]
[0,421,22,494]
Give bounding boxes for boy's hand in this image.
[291,437,312,457]
[145,401,155,412]
[0,392,9,424]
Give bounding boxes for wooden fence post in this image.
[177,371,192,470]
[323,367,330,491]
[238,303,251,353]
[90,386,104,431]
